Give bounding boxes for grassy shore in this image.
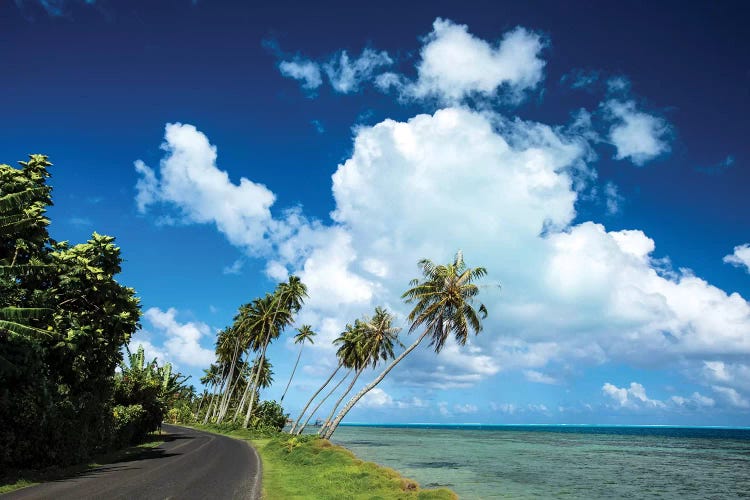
[192,424,457,499]
[0,435,165,495]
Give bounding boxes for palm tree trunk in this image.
[243,334,272,428]
[232,368,252,423]
[289,363,342,434]
[318,367,363,436]
[216,339,242,423]
[280,344,304,403]
[217,367,243,423]
[195,391,207,419]
[202,381,219,424]
[296,370,351,435]
[322,330,430,439]
[209,364,231,423]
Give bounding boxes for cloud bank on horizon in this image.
[134,18,749,418]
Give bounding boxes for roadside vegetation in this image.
[0,155,190,471]
[192,424,456,499]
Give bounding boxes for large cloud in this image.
[134,107,750,407]
[135,16,748,413]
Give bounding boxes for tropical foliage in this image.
[113,345,191,445]
[0,155,144,468]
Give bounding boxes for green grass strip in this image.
[193,424,457,500]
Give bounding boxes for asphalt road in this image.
[4,424,261,500]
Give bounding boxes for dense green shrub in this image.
[0,156,140,468]
[112,404,150,447]
[251,400,287,432]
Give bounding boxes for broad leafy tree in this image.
[0,155,141,467]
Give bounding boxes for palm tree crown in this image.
[294,324,316,345]
[401,250,488,353]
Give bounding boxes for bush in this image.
[251,400,287,432]
[166,403,195,424]
[112,404,151,447]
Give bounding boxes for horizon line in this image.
[338,422,750,430]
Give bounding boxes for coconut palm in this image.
[250,356,274,390]
[213,326,243,423]
[232,294,286,423]
[288,325,357,434]
[321,251,488,439]
[242,287,297,428]
[200,363,222,424]
[318,308,400,436]
[280,324,316,403]
[296,322,367,435]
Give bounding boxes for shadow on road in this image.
[45,431,194,483]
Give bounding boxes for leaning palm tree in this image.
[280,324,316,403]
[214,326,243,423]
[318,307,400,436]
[321,251,489,439]
[288,327,354,434]
[296,321,367,435]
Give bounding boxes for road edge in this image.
[172,424,263,500]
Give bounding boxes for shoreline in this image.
[192,424,458,499]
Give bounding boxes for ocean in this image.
[330,424,750,499]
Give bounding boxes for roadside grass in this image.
[193,424,457,500]
[0,433,165,495]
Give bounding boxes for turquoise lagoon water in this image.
[330,424,750,499]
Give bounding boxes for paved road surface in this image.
[4,424,261,499]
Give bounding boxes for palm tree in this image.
[201,362,224,424]
[321,251,488,439]
[288,323,360,434]
[242,281,302,428]
[241,275,307,428]
[213,326,243,423]
[288,360,343,434]
[251,356,274,390]
[296,322,366,435]
[280,324,316,403]
[232,294,285,423]
[318,307,400,436]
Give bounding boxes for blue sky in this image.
[3,0,749,426]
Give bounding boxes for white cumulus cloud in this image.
[134,123,277,253]
[604,99,671,165]
[140,307,216,368]
[711,386,750,409]
[407,18,546,103]
[724,244,750,273]
[359,388,394,408]
[602,382,665,408]
[276,18,545,105]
